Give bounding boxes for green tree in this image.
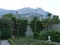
[47,13,53,30]
[41,19,49,30]
[30,17,42,33]
[0,19,13,39]
[47,13,52,18]
[53,15,59,24]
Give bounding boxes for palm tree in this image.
[30,16,42,33]
[47,13,52,18]
[47,13,52,30]
[53,15,59,25]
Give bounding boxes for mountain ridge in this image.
[0,7,49,18]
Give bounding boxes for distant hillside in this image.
[0,7,49,18]
[0,9,16,17]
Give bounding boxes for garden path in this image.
[1,40,11,45]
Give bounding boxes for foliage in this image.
[52,15,59,24]
[30,17,42,33]
[47,12,52,19]
[0,13,60,40]
[0,14,13,39]
[0,13,28,38]
[41,15,59,30]
[9,39,17,45]
[13,19,28,37]
[33,32,40,39]
[1,28,12,39]
[19,19,27,36]
[10,37,60,45]
[0,30,2,37]
[39,30,60,42]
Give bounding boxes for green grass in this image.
[9,37,60,45]
[9,39,17,45]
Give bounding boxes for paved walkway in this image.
[1,40,11,45]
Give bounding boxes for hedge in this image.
[39,30,60,42]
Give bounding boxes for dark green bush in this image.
[1,28,12,39]
[39,30,60,42]
[0,30,2,38]
[33,32,40,39]
[13,30,20,37]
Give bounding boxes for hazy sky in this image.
[0,0,60,17]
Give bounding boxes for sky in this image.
[0,0,60,18]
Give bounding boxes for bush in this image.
[1,28,12,39]
[0,30,2,38]
[39,30,60,42]
[33,32,40,39]
[13,30,20,37]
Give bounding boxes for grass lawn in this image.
[9,37,60,45]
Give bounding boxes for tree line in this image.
[0,13,60,39]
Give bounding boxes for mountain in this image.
[0,9,16,17]
[0,7,49,18]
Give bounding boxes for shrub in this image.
[33,32,40,39]
[0,30,2,38]
[13,30,20,37]
[39,30,60,42]
[1,28,12,39]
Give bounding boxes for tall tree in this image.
[47,13,52,18]
[30,17,42,33]
[47,13,52,30]
[53,15,59,24]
